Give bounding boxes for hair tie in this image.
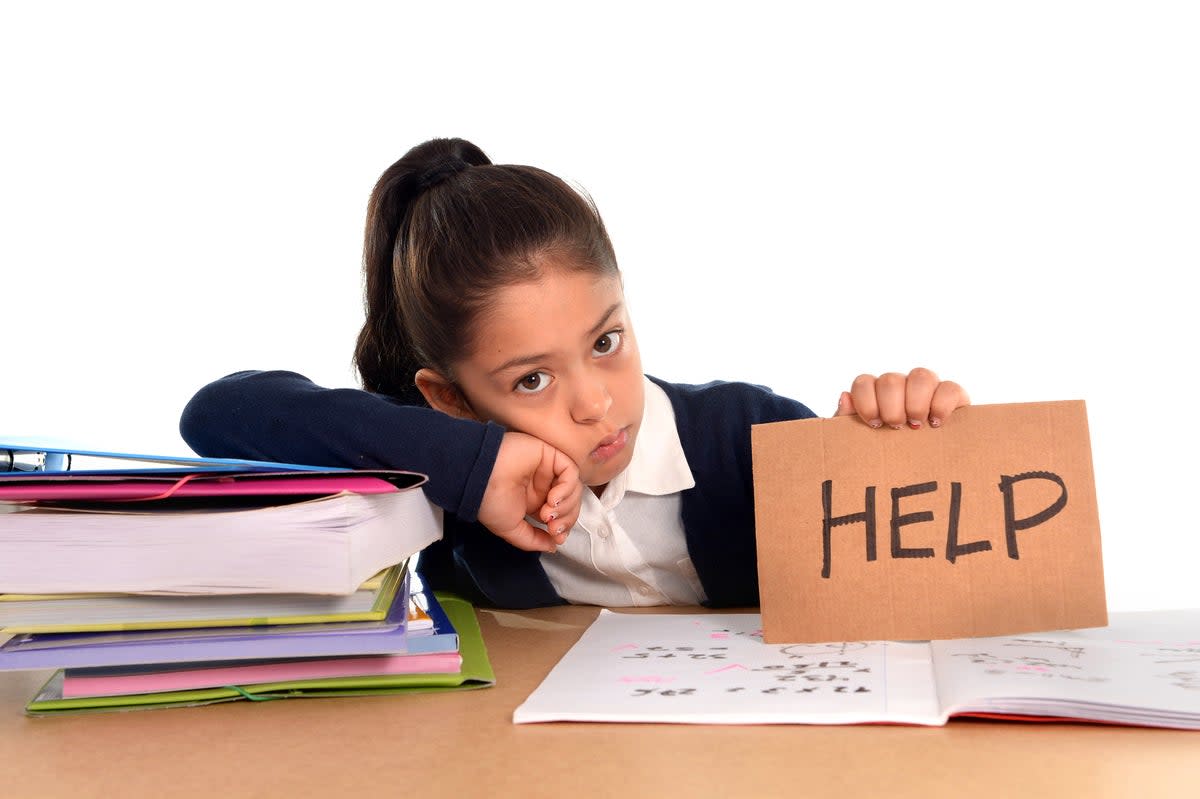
[417,157,471,191]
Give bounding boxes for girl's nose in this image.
[571,376,612,423]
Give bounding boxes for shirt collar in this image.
[617,376,696,498]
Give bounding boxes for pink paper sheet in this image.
[0,474,403,502]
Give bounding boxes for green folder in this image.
[24,593,494,716]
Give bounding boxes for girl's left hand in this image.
[834,367,969,430]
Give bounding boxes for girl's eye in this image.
[515,371,551,394]
[593,330,622,357]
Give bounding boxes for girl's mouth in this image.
[589,427,628,463]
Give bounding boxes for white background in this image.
[2,2,1196,612]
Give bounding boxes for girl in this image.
[180,137,969,609]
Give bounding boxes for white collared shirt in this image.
[539,377,705,606]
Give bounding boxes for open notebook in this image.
[514,609,1200,729]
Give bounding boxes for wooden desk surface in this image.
[1,605,1196,798]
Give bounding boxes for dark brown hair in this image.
[354,137,620,403]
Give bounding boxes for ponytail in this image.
[354,139,490,403]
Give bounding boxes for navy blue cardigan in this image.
[179,371,816,608]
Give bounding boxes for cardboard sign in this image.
[752,401,1107,643]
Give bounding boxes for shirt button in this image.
[637,585,651,596]
[597,525,610,539]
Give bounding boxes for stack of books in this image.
[0,443,494,714]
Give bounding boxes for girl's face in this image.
[428,267,645,489]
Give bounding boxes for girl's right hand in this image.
[835,367,969,429]
[477,432,583,552]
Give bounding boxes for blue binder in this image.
[0,437,330,475]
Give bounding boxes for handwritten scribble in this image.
[1001,639,1086,659]
[631,688,695,697]
[780,642,870,658]
[1146,647,1200,665]
[1164,671,1200,691]
[952,652,1082,671]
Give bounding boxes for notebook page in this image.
[930,610,1200,727]
[514,611,941,725]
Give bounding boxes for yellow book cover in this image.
[0,563,406,634]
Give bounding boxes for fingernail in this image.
[930,417,942,428]
[548,513,557,522]
[554,499,561,508]
[557,525,567,534]
[869,419,883,429]
[907,419,922,430]
[890,424,903,430]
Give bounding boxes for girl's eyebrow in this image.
[586,302,623,338]
[487,301,623,377]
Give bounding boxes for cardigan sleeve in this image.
[178,370,504,522]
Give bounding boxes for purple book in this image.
[0,577,459,671]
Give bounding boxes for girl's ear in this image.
[414,368,478,420]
